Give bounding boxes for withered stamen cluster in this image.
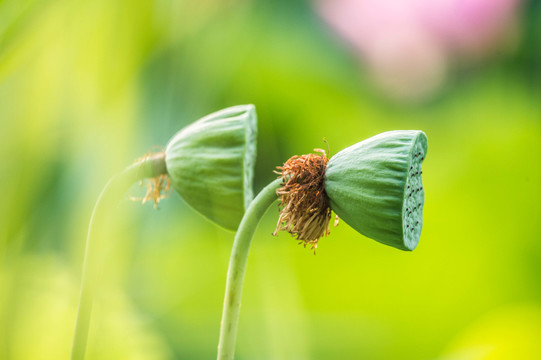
[273,149,336,252]
[131,175,171,209]
[131,151,171,209]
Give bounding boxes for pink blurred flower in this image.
[421,0,519,57]
[316,0,521,102]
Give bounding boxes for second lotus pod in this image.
[72,104,258,360]
[165,104,257,231]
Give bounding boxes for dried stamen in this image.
[131,174,171,209]
[130,150,171,208]
[273,148,336,252]
[130,174,171,209]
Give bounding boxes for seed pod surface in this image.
[165,105,257,231]
[325,130,427,251]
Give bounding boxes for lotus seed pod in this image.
[165,105,257,231]
[325,130,427,251]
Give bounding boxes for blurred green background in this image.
[1,0,540,359]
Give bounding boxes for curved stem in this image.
[71,153,167,360]
[217,178,282,360]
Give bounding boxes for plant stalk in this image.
[71,153,167,360]
[217,178,282,360]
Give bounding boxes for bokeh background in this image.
[1,0,540,359]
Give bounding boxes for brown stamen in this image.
[273,149,335,253]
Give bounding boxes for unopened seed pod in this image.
[325,130,428,251]
[165,105,257,231]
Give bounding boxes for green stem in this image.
[217,178,282,360]
[71,153,167,360]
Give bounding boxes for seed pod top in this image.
[274,130,427,252]
[165,105,257,231]
[325,130,427,251]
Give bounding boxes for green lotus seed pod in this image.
[165,105,257,231]
[325,130,427,251]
